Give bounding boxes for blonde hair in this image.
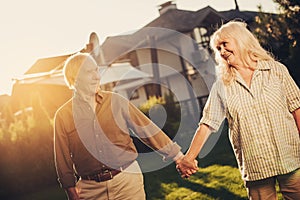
[63,53,93,89]
[210,21,273,85]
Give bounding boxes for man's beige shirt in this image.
[201,60,300,181]
[54,91,181,188]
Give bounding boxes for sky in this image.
[0,0,278,96]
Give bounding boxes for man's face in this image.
[75,57,100,95]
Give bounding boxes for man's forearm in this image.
[173,151,184,164]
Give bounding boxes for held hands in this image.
[175,156,198,179]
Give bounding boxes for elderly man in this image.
[54,52,186,200]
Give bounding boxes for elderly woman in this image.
[177,21,300,200]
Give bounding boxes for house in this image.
[11,55,73,117]
[99,2,227,121]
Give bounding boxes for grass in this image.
[11,185,65,200]
[144,164,247,200]
[10,122,283,200]
[12,164,246,200]
[12,164,283,200]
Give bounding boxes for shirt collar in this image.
[73,89,103,105]
[257,60,271,70]
[95,90,104,104]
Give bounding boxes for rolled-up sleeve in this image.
[279,63,300,112]
[200,81,226,131]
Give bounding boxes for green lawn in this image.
[144,163,247,200]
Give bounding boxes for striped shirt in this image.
[200,60,300,181]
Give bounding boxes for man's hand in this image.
[65,187,81,200]
[176,156,198,178]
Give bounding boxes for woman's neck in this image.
[233,58,257,71]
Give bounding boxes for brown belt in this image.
[81,162,132,182]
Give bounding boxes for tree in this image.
[254,0,300,85]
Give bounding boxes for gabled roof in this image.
[24,54,70,74]
[101,34,138,64]
[145,9,195,31]
[220,9,258,24]
[194,6,227,27]
[145,6,226,32]
[102,25,198,65]
[101,6,227,64]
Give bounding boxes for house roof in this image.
[220,9,258,24]
[101,26,182,65]
[24,54,70,75]
[101,6,227,64]
[145,6,226,32]
[101,34,139,65]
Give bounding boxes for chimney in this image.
[158,1,177,15]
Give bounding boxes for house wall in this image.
[135,48,182,74]
[116,86,147,107]
[112,30,216,116]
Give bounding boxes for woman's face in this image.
[216,37,241,67]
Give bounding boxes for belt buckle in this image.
[104,170,113,179]
[95,170,113,182]
[104,169,113,178]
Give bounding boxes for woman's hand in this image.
[176,156,198,178]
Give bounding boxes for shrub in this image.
[0,99,57,198]
[138,92,181,139]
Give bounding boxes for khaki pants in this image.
[245,168,300,200]
[76,161,146,200]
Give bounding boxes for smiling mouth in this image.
[223,54,231,60]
